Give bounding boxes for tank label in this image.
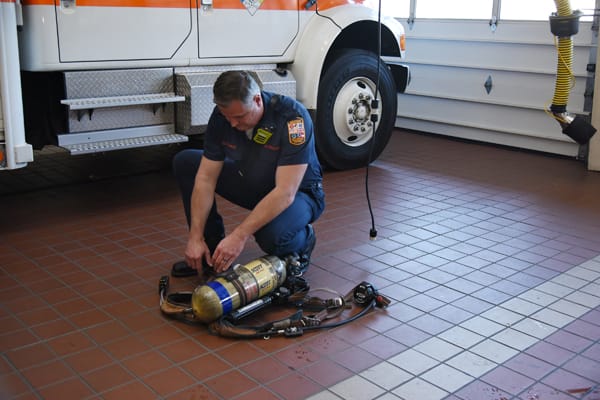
[245,259,279,297]
[207,281,234,314]
[236,271,258,303]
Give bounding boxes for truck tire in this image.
[316,49,397,170]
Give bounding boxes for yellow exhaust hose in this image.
[547,0,596,145]
[551,0,574,114]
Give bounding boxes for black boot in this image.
[294,224,315,275]
[171,234,224,277]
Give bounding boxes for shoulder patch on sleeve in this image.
[287,118,306,146]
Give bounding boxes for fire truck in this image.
[0,0,409,172]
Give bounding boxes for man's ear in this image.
[254,94,262,107]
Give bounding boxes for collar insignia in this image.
[254,128,272,145]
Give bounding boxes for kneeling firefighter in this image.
[159,254,391,339]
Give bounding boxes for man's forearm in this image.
[188,182,214,241]
[188,157,223,242]
[232,187,294,240]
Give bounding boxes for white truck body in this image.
[1,0,409,171]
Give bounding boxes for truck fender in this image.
[291,5,405,110]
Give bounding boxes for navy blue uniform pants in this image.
[173,149,325,257]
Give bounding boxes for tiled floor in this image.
[1,129,599,400]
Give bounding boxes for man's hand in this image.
[212,230,248,273]
[184,237,213,271]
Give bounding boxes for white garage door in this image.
[383,0,596,157]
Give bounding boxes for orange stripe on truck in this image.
[21,0,54,4]
[20,0,361,10]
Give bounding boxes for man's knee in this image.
[173,149,202,178]
[254,225,303,257]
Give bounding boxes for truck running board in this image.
[61,93,185,111]
[57,124,188,155]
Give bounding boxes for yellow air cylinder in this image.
[191,255,287,323]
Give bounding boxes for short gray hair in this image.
[213,70,261,107]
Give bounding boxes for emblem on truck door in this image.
[241,0,264,15]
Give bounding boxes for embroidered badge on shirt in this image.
[254,128,272,145]
[288,118,306,146]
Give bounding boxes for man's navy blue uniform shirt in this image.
[203,91,323,199]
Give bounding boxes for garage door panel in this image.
[396,18,594,155]
[398,94,577,142]
[406,39,591,76]
[406,19,594,46]
[396,117,580,157]
[406,65,588,113]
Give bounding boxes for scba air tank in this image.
[191,255,287,323]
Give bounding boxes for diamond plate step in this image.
[58,124,188,155]
[61,93,185,110]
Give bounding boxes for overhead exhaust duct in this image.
[548,0,596,145]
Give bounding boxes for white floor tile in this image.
[421,364,472,392]
[566,289,600,308]
[510,318,557,339]
[460,315,504,337]
[481,307,524,326]
[579,257,600,272]
[536,281,574,298]
[360,361,412,390]
[470,338,519,363]
[551,274,589,290]
[531,308,574,328]
[518,289,559,307]
[392,378,448,400]
[306,391,343,400]
[446,351,497,377]
[492,328,539,351]
[388,349,438,375]
[376,394,403,400]
[413,337,462,362]
[566,266,600,281]
[329,376,385,400]
[438,326,485,349]
[549,299,590,318]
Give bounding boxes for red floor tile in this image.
[542,368,598,396]
[101,380,159,400]
[480,366,536,396]
[240,355,291,383]
[267,372,324,400]
[205,369,258,398]
[20,359,76,389]
[504,353,556,381]
[143,366,196,397]
[36,377,95,400]
[5,342,55,370]
[181,353,232,381]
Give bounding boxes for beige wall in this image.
[589,42,600,171]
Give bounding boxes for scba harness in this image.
[159,255,391,339]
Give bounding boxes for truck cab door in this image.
[197,0,298,58]
[55,0,192,62]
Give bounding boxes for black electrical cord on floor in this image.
[366,0,383,241]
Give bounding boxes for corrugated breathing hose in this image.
[548,0,596,145]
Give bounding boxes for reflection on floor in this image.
[1,130,599,400]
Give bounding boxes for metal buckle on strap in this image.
[325,297,343,309]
